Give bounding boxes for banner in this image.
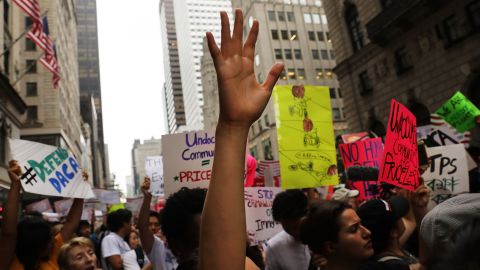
[339,138,383,200]
[244,187,282,245]
[435,91,480,133]
[273,85,338,188]
[26,198,53,213]
[422,144,469,206]
[145,156,164,196]
[379,99,419,191]
[9,139,94,198]
[125,197,144,215]
[162,130,215,196]
[92,189,121,204]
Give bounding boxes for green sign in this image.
[436,91,480,133]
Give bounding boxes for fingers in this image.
[206,32,224,68]
[262,63,285,91]
[243,20,259,60]
[220,11,231,52]
[231,9,244,54]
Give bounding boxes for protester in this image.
[199,8,284,270]
[331,187,359,209]
[57,237,99,270]
[77,220,93,238]
[148,211,161,238]
[101,209,133,270]
[0,160,86,270]
[265,189,310,270]
[122,230,152,270]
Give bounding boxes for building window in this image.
[330,50,336,59]
[26,60,36,73]
[326,32,331,42]
[287,11,295,22]
[338,88,342,98]
[281,30,289,40]
[312,49,320,59]
[321,15,328,24]
[317,31,325,41]
[26,82,38,96]
[284,49,292,59]
[250,145,258,159]
[359,71,373,95]
[262,139,274,160]
[27,106,38,120]
[271,30,279,40]
[304,13,312,24]
[325,69,334,79]
[315,0,322,7]
[394,46,413,74]
[312,14,321,24]
[264,115,270,126]
[466,0,480,30]
[25,16,32,28]
[297,69,306,80]
[278,11,285,21]
[280,69,287,80]
[274,49,283,59]
[308,31,316,41]
[442,15,466,45]
[321,49,329,60]
[330,88,337,98]
[333,108,341,120]
[288,69,296,80]
[268,11,275,21]
[290,30,298,40]
[26,39,36,51]
[294,49,302,59]
[345,4,364,51]
[316,69,323,80]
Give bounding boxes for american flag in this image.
[256,160,281,177]
[12,0,41,21]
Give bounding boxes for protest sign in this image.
[273,85,338,189]
[54,198,73,216]
[341,132,369,144]
[108,203,125,213]
[162,130,215,196]
[379,99,419,191]
[435,91,480,133]
[339,138,383,200]
[244,187,282,245]
[423,144,469,206]
[125,197,144,215]
[92,189,121,204]
[26,198,53,213]
[145,156,164,196]
[9,139,94,198]
[81,208,94,223]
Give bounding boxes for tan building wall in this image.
[323,0,480,146]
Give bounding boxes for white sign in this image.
[162,130,215,196]
[92,189,121,204]
[423,144,470,206]
[125,197,144,215]
[54,199,74,216]
[26,198,53,213]
[9,139,94,199]
[145,156,164,196]
[244,187,282,245]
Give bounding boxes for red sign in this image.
[379,99,419,191]
[339,138,384,200]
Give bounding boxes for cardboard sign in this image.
[435,91,480,133]
[162,130,215,196]
[379,99,419,191]
[145,156,164,196]
[423,144,469,206]
[92,189,121,204]
[26,198,53,213]
[54,199,74,216]
[244,187,282,245]
[273,85,338,188]
[9,139,94,198]
[339,138,384,200]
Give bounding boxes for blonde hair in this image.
[57,237,95,270]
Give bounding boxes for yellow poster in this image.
[273,85,338,188]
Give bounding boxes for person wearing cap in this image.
[357,197,419,266]
[331,188,360,210]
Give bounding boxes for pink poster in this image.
[379,99,419,191]
[339,138,384,200]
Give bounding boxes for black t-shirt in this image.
[360,261,410,270]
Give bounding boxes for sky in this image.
[97,0,165,194]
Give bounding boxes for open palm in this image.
[207,10,284,128]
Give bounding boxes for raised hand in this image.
[206,9,284,128]
[141,176,151,197]
[7,160,21,183]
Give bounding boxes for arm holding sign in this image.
[0,161,22,269]
[139,177,155,254]
[199,9,284,270]
[60,171,88,242]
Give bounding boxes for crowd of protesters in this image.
[1,9,480,270]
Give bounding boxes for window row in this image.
[277,68,335,81]
[308,31,330,42]
[303,13,328,24]
[274,48,335,60]
[271,29,298,40]
[268,11,295,22]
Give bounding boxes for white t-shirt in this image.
[122,249,151,270]
[147,236,178,270]
[265,230,311,270]
[101,232,131,270]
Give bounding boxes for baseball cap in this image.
[331,188,359,202]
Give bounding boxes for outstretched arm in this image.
[61,172,88,241]
[138,177,155,254]
[0,161,22,269]
[199,9,283,270]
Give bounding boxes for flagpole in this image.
[0,10,49,59]
[11,51,45,87]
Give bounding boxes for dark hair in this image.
[107,209,132,232]
[16,215,53,269]
[76,220,90,235]
[149,210,160,223]
[161,188,207,251]
[272,189,308,222]
[300,200,349,254]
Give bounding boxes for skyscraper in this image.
[160,0,233,133]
